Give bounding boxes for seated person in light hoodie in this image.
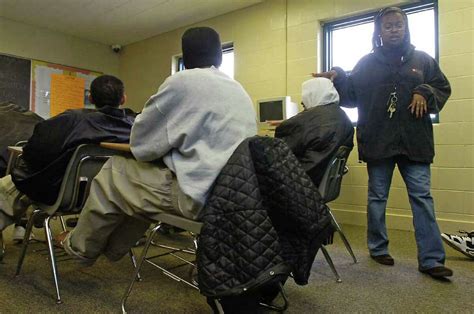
[275,77,354,186]
[59,27,257,265]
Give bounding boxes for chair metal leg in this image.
[15,210,38,276]
[259,282,289,312]
[121,224,161,314]
[328,210,357,263]
[59,216,67,232]
[0,231,5,262]
[44,216,62,304]
[128,250,142,282]
[321,245,342,283]
[336,229,358,264]
[189,237,199,286]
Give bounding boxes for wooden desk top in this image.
[7,146,23,154]
[100,142,131,152]
[6,146,23,176]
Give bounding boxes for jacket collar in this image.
[373,44,415,65]
[97,106,130,118]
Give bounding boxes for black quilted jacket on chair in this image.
[197,136,334,298]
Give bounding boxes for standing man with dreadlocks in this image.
[314,7,452,278]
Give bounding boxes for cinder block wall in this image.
[120,0,473,232]
[433,1,473,232]
[120,0,289,110]
[0,17,119,75]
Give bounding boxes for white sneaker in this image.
[441,231,474,259]
[12,225,35,243]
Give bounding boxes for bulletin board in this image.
[0,54,31,110]
[31,60,102,119]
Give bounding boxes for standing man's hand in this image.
[311,70,337,81]
[408,93,428,118]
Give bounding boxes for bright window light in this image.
[407,10,435,58]
[332,23,374,71]
[220,50,234,79]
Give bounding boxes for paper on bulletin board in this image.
[50,74,85,116]
[31,60,101,119]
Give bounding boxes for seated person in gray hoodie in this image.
[60,27,257,265]
[275,77,354,187]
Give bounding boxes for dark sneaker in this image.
[370,254,394,266]
[158,223,186,235]
[441,231,474,259]
[32,212,48,228]
[419,266,453,278]
[133,235,147,247]
[66,218,78,228]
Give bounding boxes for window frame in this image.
[322,1,438,71]
[321,1,439,123]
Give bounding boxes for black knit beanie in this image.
[182,27,222,69]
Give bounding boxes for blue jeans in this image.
[366,156,445,269]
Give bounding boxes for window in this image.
[174,43,234,78]
[323,2,438,123]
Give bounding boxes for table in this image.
[6,146,23,175]
[100,142,131,152]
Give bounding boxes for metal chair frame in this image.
[318,146,358,283]
[122,213,202,313]
[122,213,289,313]
[14,144,136,304]
[0,232,4,261]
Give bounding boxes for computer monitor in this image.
[257,96,298,125]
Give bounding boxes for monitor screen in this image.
[259,100,283,122]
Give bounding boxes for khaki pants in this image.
[66,155,200,263]
[0,175,32,231]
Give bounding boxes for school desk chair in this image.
[14,144,137,304]
[317,145,358,283]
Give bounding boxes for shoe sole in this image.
[419,269,453,278]
[441,236,474,259]
[370,255,395,266]
[12,235,35,243]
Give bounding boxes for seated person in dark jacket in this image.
[0,102,44,177]
[0,102,44,242]
[0,74,136,231]
[275,77,354,186]
[0,102,23,112]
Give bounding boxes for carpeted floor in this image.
[0,223,472,313]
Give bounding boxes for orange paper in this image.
[50,74,85,116]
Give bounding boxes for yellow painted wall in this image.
[120,0,473,231]
[120,0,288,110]
[0,17,119,75]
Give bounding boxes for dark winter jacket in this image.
[275,103,354,186]
[12,106,135,204]
[0,107,43,177]
[333,45,451,163]
[197,136,334,298]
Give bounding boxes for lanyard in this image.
[386,55,404,119]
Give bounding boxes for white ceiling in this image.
[0,0,262,45]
